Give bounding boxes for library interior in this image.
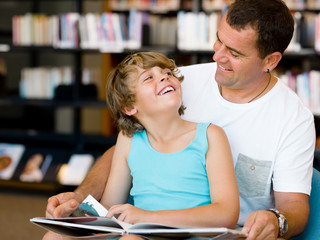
[0,0,320,239]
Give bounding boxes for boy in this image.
[101,52,239,229]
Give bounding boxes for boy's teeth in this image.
[160,86,174,95]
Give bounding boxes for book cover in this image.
[0,143,25,180]
[30,195,247,239]
[19,153,52,182]
[57,154,94,186]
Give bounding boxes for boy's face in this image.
[124,66,182,118]
[212,14,266,91]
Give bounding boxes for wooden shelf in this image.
[0,97,107,108]
[0,179,77,194]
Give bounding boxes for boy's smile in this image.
[130,66,182,118]
[158,85,175,96]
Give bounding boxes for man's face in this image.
[212,14,265,91]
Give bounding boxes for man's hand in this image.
[45,192,84,218]
[242,210,279,240]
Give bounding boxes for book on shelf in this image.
[177,11,220,51]
[12,13,59,47]
[57,154,94,186]
[279,70,320,115]
[108,0,180,12]
[19,66,73,99]
[19,66,99,100]
[285,0,306,10]
[315,13,320,52]
[300,12,316,49]
[79,11,142,52]
[309,70,320,115]
[19,153,52,183]
[30,194,247,239]
[202,0,226,11]
[287,11,302,52]
[57,13,80,49]
[0,143,25,180]
[308,0,320,8]
[12,10,178,52]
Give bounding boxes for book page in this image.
[30,217,125,235]
[73,194,132,231]
[72,194,109,217]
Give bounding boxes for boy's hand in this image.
[106,204,149,224]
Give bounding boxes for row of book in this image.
[20,66,73,99]
[108,0,229,11]
[12,10,177,51]
[177,11,220,51]
[107,0,320,12]
[12,10,320,53]
[109,0,181,12]
[282,11,320,52]
[284,0,320,9]
[280,70,320,115]
[0,142,96,186]
[202,0,229,11]
[19,66,100,99]
[177,7,320,52]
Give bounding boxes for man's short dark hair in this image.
[227,0,294,58]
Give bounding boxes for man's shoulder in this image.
[274,79,314,120]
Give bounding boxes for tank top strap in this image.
[190,122,211,157]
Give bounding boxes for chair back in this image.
[291,168,320,239]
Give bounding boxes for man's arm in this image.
[275,192,309,238]
[75,145,115,201]
[46,146,115,218]
[243,192,309,240]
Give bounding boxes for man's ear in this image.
[123,106,137,116]
[263,52,282,72]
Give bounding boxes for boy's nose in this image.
[160,74,167,82]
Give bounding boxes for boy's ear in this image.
[123,106,137,116]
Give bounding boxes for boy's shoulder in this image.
[206,123,227,140]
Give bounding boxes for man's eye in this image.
[230,51,240,58]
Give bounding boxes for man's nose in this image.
[213,45,228,63]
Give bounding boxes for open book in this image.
[30,195,247,239]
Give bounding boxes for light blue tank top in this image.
[128,122,211,211]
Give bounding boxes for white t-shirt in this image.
[179,62,315,225]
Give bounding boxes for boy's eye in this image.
[144,76,152,81]
[163,68,172,75]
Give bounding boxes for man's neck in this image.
[219,75,276,103]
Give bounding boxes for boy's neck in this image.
[143,118,198,154]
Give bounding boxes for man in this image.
[45,0,315,239]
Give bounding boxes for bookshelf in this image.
[0,0,198,193]
[0,0,117,193]
[0,0,319,193]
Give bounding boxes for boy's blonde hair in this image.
[106,52,185,136]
